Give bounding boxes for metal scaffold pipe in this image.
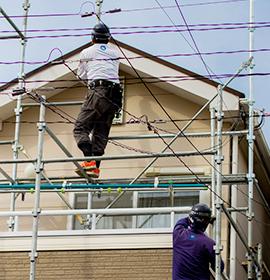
[0,6,25,39]
[0,150,214,165]
[210,107,216,238]
[29,97,46,280]
[0,187,207,194]
[0,183,207,190]
[247,0,255,278]
[8,0,30,233]
[214,85,224,280]
[42,150,214,164]
[0,206,249,218]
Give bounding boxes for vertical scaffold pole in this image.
[257,243,263,280]
[9,0,30,231]
[247,0,255,278]
[230,135,239,280]
[29,96,46,280]
[215,85,224,280]
[210,107,216,237]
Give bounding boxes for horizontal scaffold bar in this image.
[0,183,207,190]
[0,174,248,185]
[0,140,13,145]
[0,151,214,164]
[109,130,249,140]
[0,206,248,218]
[43,151,214,164]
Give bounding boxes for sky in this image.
[0,0,270,142]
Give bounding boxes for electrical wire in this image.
[3,71,270,97]
[174,0,218,82]
[2,112,267,126]
[1,71,270,87]
[2,22,270,34]
[2,48,270,66]
[26,91,161,155]
[120,0,247,13]
[0,0,247,19]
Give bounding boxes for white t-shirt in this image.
[77,43,120,84]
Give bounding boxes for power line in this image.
[5,23,269,40]
[0,0,247,19]
[120,0,247,12]
[1,48,270,66]
[2,21,269,34]
[2,112,267,126]
[2,72,270,95]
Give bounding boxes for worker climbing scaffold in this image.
[173,203,224,280]
[73,22,122,178]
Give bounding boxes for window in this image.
[73,192,133,230]
[73,191,199,230]
[136,191,199,228]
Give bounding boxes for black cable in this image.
[155,0,223,84]
[26,90,180,156]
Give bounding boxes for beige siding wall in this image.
[0,249,172,280]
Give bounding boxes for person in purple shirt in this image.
[173,203,224,280]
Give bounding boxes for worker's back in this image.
[173,217,215,280]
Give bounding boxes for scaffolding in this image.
[0,0,269,279]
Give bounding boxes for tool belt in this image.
[89,79,120,89]
[88,79,123,108]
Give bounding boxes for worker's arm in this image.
[173,217,190,244]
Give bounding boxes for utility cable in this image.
[174,0,217,81]
[1,71,270,87]
[0,1,247,19]
[2,47,270,65]
[2,22,270,35]
[1,113,266,126]
[26,91,159,155]
[154,0,224,87]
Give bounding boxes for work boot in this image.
[75,161,97,177]
[85,168,100,178]
[80,160,96,170]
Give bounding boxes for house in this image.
[0,40,269,279]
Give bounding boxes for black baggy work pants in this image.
[73,83,122,157]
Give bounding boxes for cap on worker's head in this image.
[189,203,211,232]
[92,22,111,43]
